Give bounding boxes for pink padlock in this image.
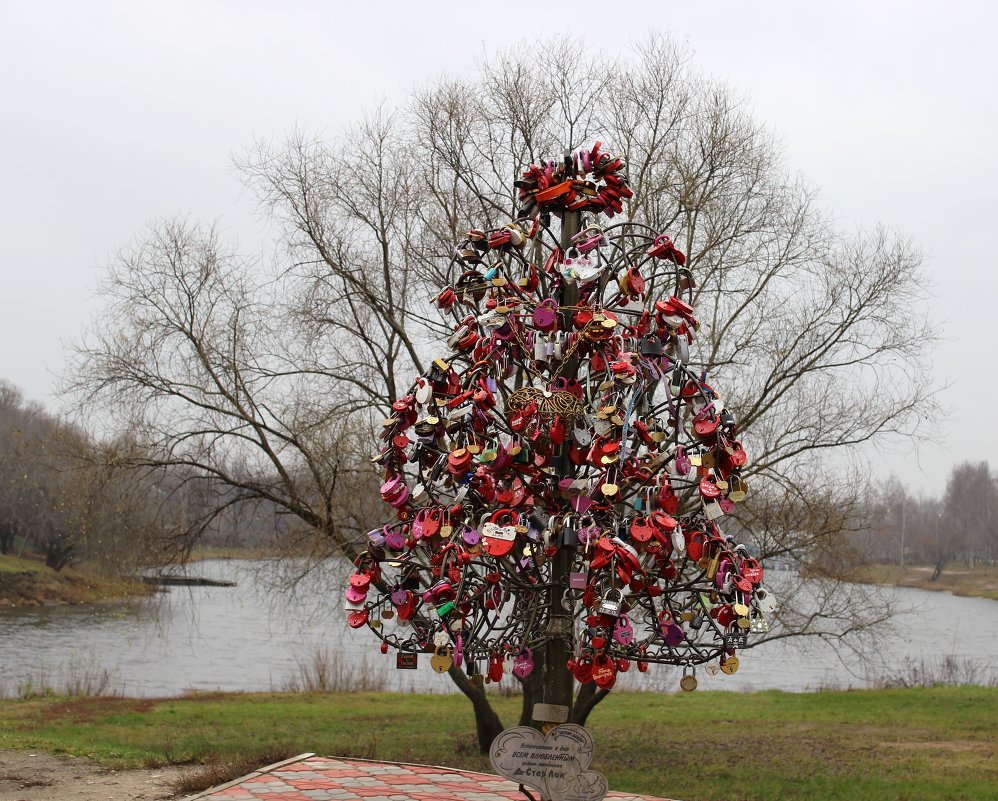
[387,486,409,508]
[384,527,406,550]
[412,509,428,539]
[572,226,605,254]
[512,647,535,679]
[614,615,635,646]
[675,447,692,476]
[532,299,559,332]
[380,474,404,499]
[345,586,367,604]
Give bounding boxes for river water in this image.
[1,559,995,697]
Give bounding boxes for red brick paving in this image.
[186,754,673,801]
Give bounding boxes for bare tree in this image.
[0,380,165,570]
[70,34,938,749]
[941,461,995,576]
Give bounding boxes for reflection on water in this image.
[0,560,995,696]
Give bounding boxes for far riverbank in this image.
[845,563,998,601]
[0,554,156,608]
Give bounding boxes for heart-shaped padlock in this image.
[512,648,535,678]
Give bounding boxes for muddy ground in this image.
[0,751,186,801]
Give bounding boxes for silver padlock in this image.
[755,586,778,615]
[534,332,548,362]
[598,588,622,617]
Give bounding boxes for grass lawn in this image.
[0,687,995,800]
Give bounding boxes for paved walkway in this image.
[184,754,672,801]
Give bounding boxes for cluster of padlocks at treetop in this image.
[346,142,778,691]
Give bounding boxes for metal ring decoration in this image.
[348,142,774,691]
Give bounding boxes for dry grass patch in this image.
[170,747,301,796]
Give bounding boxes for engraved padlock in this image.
[598,588,623,618]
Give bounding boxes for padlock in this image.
[598,588,623,618]
[679,665,698,692]
[591,654,617,689]
[639,334,663,357]
[755,586,778,615]
[560,517,579,548]
[512,648,535,678]
[613,615,635,645]
[430,646,453,673]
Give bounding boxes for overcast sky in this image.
[1,0,995,495]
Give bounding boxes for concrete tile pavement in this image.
[182,754,674,801]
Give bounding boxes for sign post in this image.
[490,723,608,801]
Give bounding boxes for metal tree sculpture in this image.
[347,142,776,705]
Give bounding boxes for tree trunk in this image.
[535,204,584,727]
[447,666,504,753]
[519,666,544,727]
[42,540,74,571]
[572,681,610,726]
[0,525,13,555]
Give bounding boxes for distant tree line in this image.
[857,464,998,578]
[0,379,297,572]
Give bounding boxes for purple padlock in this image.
[663,621,686,646]
[532,299,558,331]
[578,523,599,546]
[390,587,409,606]
[461,525,481,546]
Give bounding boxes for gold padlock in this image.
[706,550,721,580]
[430,647,453,674]
[680,672,698,692]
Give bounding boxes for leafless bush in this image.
[868,655,998,689]
[3,659,123,699]
[279,646,387,693]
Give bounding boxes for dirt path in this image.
[0,751,185,801]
